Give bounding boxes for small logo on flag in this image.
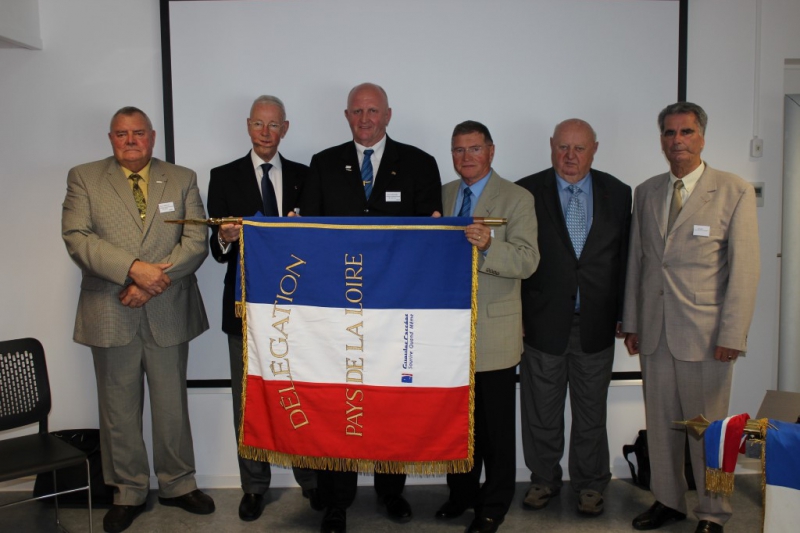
[401,374,413,383]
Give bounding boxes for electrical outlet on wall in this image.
[750,137,764,158]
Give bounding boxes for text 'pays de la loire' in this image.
[269,254,308,430]
[344,253,364,437]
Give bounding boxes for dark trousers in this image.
[446,365,517,520]
[520,316,614,493]
[318,470,406,509]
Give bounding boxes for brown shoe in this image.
[632,501,686,530]
[523,484,559,510]
[577,489,604,516]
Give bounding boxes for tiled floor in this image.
[0,475,763,532]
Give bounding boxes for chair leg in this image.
[52,469,61,527]
[86,458,93,533]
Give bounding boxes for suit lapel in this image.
[473,171,501,217]
[651,174,669,240]
[340,142,363,197]
[670,168,716,233]
[144,159,168,235]
[280,154,302,214]
[105,158,144,231]
[236,153,263,214]
[371,137,399,202]
[541,170,575,257]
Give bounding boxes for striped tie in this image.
[362,149,375,199]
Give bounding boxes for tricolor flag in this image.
[704,413,749,496]
[764,419,800,532]
[235,217,476,475]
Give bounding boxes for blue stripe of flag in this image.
[237,217,472,310]
[704,419,723,470]
[766,419,800,490]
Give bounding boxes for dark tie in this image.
[130,174,146,222]
[667,179,685,232]
[458,188,472,217]
[260,163,279,216]
[565,185,586,257]
[361,149,375,199]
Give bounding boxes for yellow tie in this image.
[130,174,146,222]
[667,179,684,232]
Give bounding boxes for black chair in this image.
[0,338,92,532]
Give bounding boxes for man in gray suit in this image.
[622,103,760,533]
[62,107,213,533]
[435,121,539,533]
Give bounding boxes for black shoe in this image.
[158,489,215,514]
[238,493,265,521]
[695,520,724,533]
[383,494,412,522]
[467,516,503,533]
[303,488,324,511]
[632,501,687,530]
[321,506,346,533]
[103,503,145,533]
[435,499,468,519]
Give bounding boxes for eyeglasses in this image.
[451,145,489,156]
[248,120,284,132]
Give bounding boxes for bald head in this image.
[345,83,392,147]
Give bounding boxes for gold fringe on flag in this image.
[704,467,735,497]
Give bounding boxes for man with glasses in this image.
[516,119,631,517]
[436,120,539,533]
[207,95,318,522]
[299,82,442,533]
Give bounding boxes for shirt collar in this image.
[669,161,704,194]
[120,160,152,183]
[250,149,282,172]
[555,171,592,194]
[355,135,387,160]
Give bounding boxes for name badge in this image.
[386,191,401,202]
[159,202,175,214]
[693,225,710,237]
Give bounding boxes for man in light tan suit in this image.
[62,107,213,533]
[622,102,760,533]
[435,120,539,533]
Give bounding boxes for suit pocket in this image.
[487,298,521,318]
[694,289,722,305]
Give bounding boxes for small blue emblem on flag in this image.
[401,374,413,383]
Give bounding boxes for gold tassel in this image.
[705,468,735,496]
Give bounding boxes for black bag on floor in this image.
[33,428,115,506]
[623,429,696,491]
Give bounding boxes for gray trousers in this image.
[91,315,197,505]
[640,329,733,525]
[520,316,614,493]
[228,335,316,494]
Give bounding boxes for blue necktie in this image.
[565,185,586,257]
[361,149,374,199]
[458,188,472,217]
[260,163,278,216]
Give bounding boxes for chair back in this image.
[0,338,51,434]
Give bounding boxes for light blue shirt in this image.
[555,172,593,234]
[453,170,492,216]
[556,171,593,311]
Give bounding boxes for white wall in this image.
[2,0,797,489]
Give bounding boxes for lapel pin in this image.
[391,171,397,176]
[345,165,352,171]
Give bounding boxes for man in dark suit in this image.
[516,119,631,517]
[299,82,442,533]
[62,107,214,533]
[207,95,318,522]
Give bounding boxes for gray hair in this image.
[553,118,597,142]
[452,120,494,144]
[658,102,708,135]
[110,106,152,131]
[251,95,287,122]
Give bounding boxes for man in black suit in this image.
[206,95,318,522]
[516,119,631,517]
[299,82,443,533]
